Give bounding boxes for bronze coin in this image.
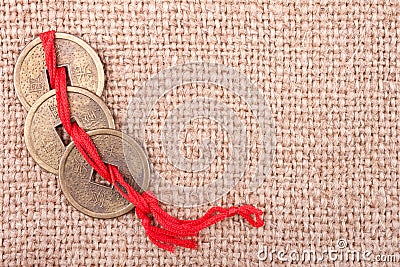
[14,33,105,109]
[58,129,150,218]
[24,86,114,174]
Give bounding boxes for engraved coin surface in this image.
[59,129,150,218]
[24,86,114,174]
[14,33,104,109]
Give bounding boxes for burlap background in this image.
[1,0,400,266]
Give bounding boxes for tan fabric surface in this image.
[1,0,400,266]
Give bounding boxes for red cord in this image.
[39,30,264,252]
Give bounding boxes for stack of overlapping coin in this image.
[14,33,149,219]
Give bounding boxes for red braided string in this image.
[40,30,264,252]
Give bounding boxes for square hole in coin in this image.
[54,118,76,147]
[89,166,113,188]
[45,65,72,89]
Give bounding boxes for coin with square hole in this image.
[59,129,150,218]
[14,33,105,109]
[24,86,114,174]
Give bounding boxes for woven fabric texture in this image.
[1,0,400,266]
